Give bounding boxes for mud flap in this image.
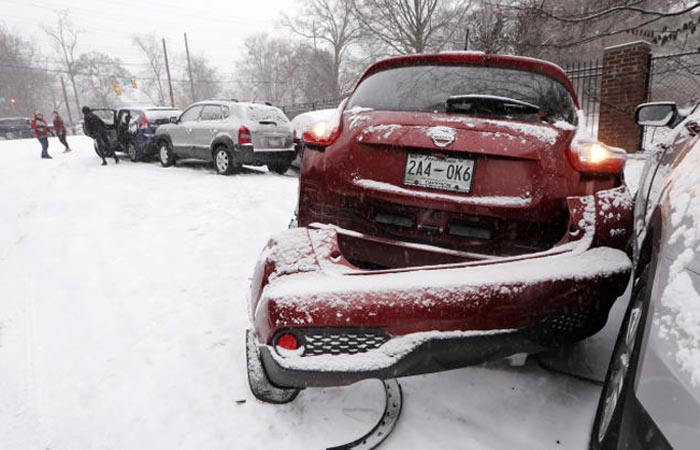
[246,329,300,404]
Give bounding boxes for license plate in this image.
[403,153,475,193]
[266,138,282,147]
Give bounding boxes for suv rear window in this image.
[244,105,289,124]
[347,65,577,124]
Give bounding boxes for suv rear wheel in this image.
[214,146,235,175]
[159,141,175,167]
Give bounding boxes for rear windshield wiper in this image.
[446,94,542,117]
[258,120,277,126]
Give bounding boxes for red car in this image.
[247,53,633,403]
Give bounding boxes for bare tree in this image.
[0,25,54,117]
[283,0,361,97]
[42,10,81,122]
[237,34,339,105]
[351,0,471,55]
[490,0,698,51]
[176,53,221,105]
[73,52,132,108]
[132,34,166,106]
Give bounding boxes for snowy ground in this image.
[0,136,646,450]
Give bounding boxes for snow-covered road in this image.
[0,136,645,450]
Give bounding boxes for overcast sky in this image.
[2,0,299,76]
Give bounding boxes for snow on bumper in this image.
[247,185,633,385]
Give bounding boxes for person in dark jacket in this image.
[52,111,71,153]
[30,112,51,159]
[82,106,118,166]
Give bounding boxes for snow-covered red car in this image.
[247,53,634,403]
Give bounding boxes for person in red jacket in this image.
[52,111,71,152]
[30,112,51,159]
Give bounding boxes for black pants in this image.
[57,131,70,150]
[95,133,118,162]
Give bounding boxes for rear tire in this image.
[127,142,141,162]
[268,161,291,175]
[214,146,234,175]
[5,131,15,140]
[159,141,175,167]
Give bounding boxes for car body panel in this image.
[0,117,33,139]
[635,128,700,450]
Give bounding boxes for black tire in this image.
[213,146,235,175]
[5,131,15,140]
[268,161,291,175]
[127,142,141,162]
[159,141,175,167]
[590,251,652,449]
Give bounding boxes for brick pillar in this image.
[598,41,651,152]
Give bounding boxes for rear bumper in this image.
[235,145,295,165]
[249,185,633,387]
[258,327,546,388]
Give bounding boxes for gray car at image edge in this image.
[155,99,296,175]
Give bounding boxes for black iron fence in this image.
[563,60,603,137]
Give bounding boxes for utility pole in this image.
[162,38,175,108]
[60,76,74,126]
[184,32,196,103]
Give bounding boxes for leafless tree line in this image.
[2,1,699,119]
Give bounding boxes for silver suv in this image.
[155,99,296,175]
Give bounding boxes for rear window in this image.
[347,65,577,124]
[244,105,289,124]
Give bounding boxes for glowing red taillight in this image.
[276,333,299,350]
[138,115,149,129]
[567,141,626,174]
[238,126,252,145]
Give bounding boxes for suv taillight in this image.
[239,126,252,145]
[138,115,149,129]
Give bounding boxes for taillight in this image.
[138,115,149,129]
[292,129,300,144]
[238,126,252,145]
[276,333,299,350]
[302,119,342,148]
[568,141,626,174]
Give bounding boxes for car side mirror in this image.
[635,102,678,128]
[170,116,178,124]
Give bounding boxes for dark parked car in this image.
[155,99,296,175]
[116,107,181,162]
[591,101,700,450]
[0,117,33,139]
[87,107,181,161]
[246,53,634,403]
